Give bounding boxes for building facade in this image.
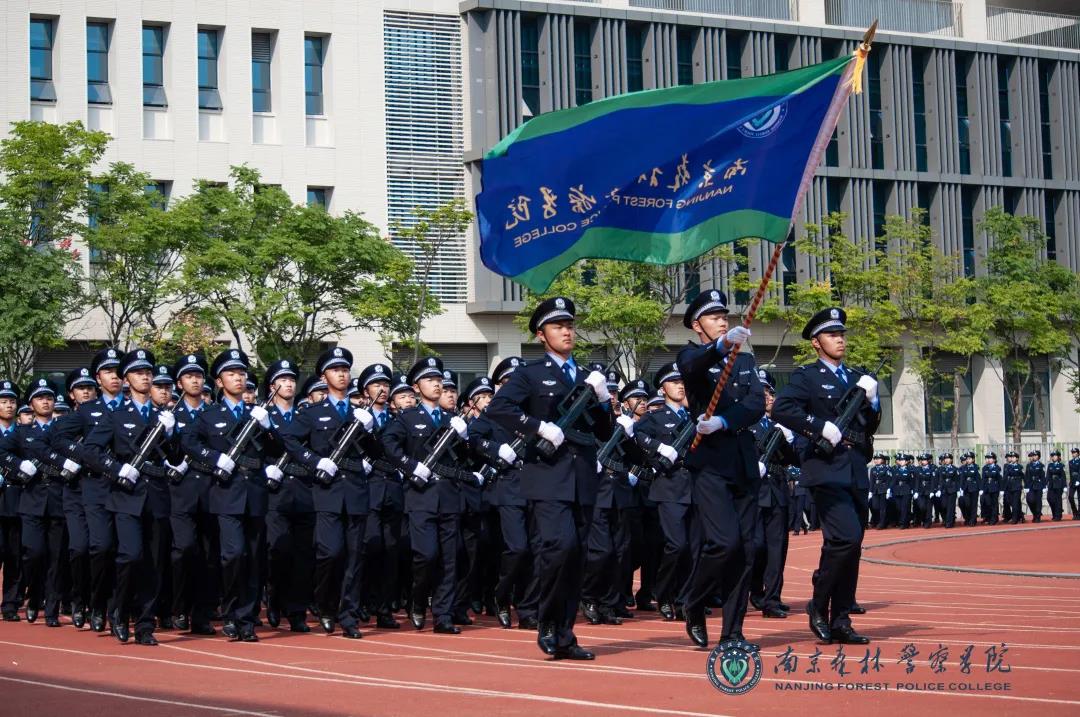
[2,0,1079,449]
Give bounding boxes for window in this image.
[86,22,111,104]
[955,53,971,175]
[773,35,790,73]
[306,187,328,208]
[1038,61,1053,179]
[868,50,884,170]
[252,32,273,112]
[823,40,840,166]
[145,181,169,209]
[143,26,167,107]
[725,32,743,79]
[573,21,592,106]
[305,35,325,115]
[676,27,693,86]
[877,375,894,435]
[30,18,56,102]
[781,241,796,305]
[926,365,974,435]
[1004,365,1051,434]
[1044,192,1058,261]
[998,59,1012,177]
[872,181,889,250]
[627,23,645,93]
[961,186,976,277]
[197,29,222,110]
[87,182,107,270]
[825,178,844,221]
[521,16,541,115]
[682,264,700,304]
[912,48,928,172]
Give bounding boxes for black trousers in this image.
[1048,489,1063,520]
[218,513,265,628]
[409,510,459,622]
[681,471,757,639]
[788,494,807,532]
[1005,490,1022,522]
[267,510,315,619]
[895,496,911,527]
[1068,483,1079,517]
[85,501,115,615]
[871,493,889,529]
[314,510,366,627]
[529,499,591,649]
[653,501,690,607]
[751,502,789,610]
[635,505,661,605]
[494,504,538,620]
[942,492,958,527]
[64,500,90,612]
[454,509,483,615]
[961,493,979,525]
[1026,489,1043,521]
[582,505,629,610]
[113,510,168,634]
[363,508,401,616]
[982,491,1000,524]
[20,514,66,619]
[0,515,22,614]
[170,509,220,623]
[917,495,935,528]
[808,484,863,631]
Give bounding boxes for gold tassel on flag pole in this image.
[848,20,878,95]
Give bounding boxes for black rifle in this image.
[214,387,279,481]
[758,425,786,469]
[59,436,84,482]
[815,357,887,456]
[415,406,472,486]
[534,352,622,460]
[478,435,527,482]
[313,390,384,486]
[127,421,168,476]
[626,412,696,483]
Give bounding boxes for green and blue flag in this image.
[476,54,857,293]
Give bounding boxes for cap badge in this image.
[555,298,566,310]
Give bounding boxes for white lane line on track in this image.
[0,673,279,716]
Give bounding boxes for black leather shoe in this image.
[158,616,174,630]
[376,615,400,629]
[749,594,764,610]
[135,631,158,646]
[409,610,426,631]
[659,603,676,621]
[580,601,601,625]
[552,644,595,660]
[830,627,870,645]
[806,602,831,642]
[635,594,656,612]
[494,601,512,629]
[90,610,105,631]
[537,623,557,655]
[763,606,789,618]
[45,616,61,627]
[289,617,310,633]
[72,609,86,629]
[433,621,461,635]
[725,632,759,653]
[778,602,791,612]
[173,614,190,631]
[25,607,38,624]
[2,611,20,622]
[356,606,370,624]
[223,621,239,639]
[341,625,362,639]
[451,612,474,626]
[112,618,130,644]
[685,610,708,648]
[470,600,484,615]
[237,627,259,642]
[190,623,217,636]
[848,603,867,615]
[517,616,538,631]
[320,617,335,634]
[266,608,280,628]
[612,605,634,619]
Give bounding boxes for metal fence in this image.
[825,0,963,37]
[889,442,1077,459]
[986,5,1080,51]
[628,0,798,22]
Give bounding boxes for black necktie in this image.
[141,405,150,421]
[282,411,292,424]
[337,401,348,419]
[677,408,689,423]
[432,408,442,426]
[562,363,574,385]
[233,405,244,421]
[836,365,848,385]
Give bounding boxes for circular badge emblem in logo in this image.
[706,641,762,696]
[737,103,787,139]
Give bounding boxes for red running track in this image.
[2,520,1079,716]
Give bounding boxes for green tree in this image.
[0,121,103,381]
[177,165,422,369]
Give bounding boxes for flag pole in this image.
[689,20,877,453]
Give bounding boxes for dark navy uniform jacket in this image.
[382,405,462,515]
[1069,457,1080,487]
[870,465,892,495]
[892,465,914,496]
[1046,460,1066,492]
[1003,462,1025,491]
[58,398,127,513]
[182,400,271,517]
[749,415,797,508]
[359,407,403,514]
[485,356,613,505]
[982,463,1002,492]
[468,411,524,508]
[772,360,879,491]
[959,463,981,493]
[634,405,692,506]
[1024,460,1046,490]
[916,465,938,496]
[170,400,213,514]
[937,464,960,494]
[0,425,23,517]
[279,397,370,516]
[14,420,65,518]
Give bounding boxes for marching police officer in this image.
[891,454,913,528]
[1024,450,1046,523]
[937,453,960,528]
[788,465,808,535]
[486,297,614,660]
[981,452,1002,525]
[0,380,26,622]
[676,289,763,650]
[914,454,936,529]
[773,307,880,645]
[1046,450,1066,521]
[869,454,892,530]
[958,452,981,526]
[1069,448,1080,520]
[1003,452,1025,524]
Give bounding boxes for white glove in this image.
[914,492,920,500]
[724,326,751,347]
[779,425,794,443]
[959,489,964,497]
[249,405,270,429]
[1024,488,1029,495]
[412,463,431,481]
[758,461,767,478]
[936,490,942,498]
[596,460,603,474]
[584,371,611,402]
[157,410,176,432]
[62,459,81,474]
[118,463,139,485]
[696,414,726,435]
[616,414,635,437]
[856,375,878,403]
[449,415,469,438]
[628,472,639,487]
[264,464,283,483]
[18,460,37,477]
[658,443,678,464]
[316,457,338,477]
[821,421,842,447]
[868,491,873,500]
[362,459,373,475]
[215,453,236,474]
[473,471,485,487]
[165,459,188,475]
[498,443,517,464]
[537,421,565,448]
[352,408,374,431]
[979,490,984,496]
[887,489,892,499]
